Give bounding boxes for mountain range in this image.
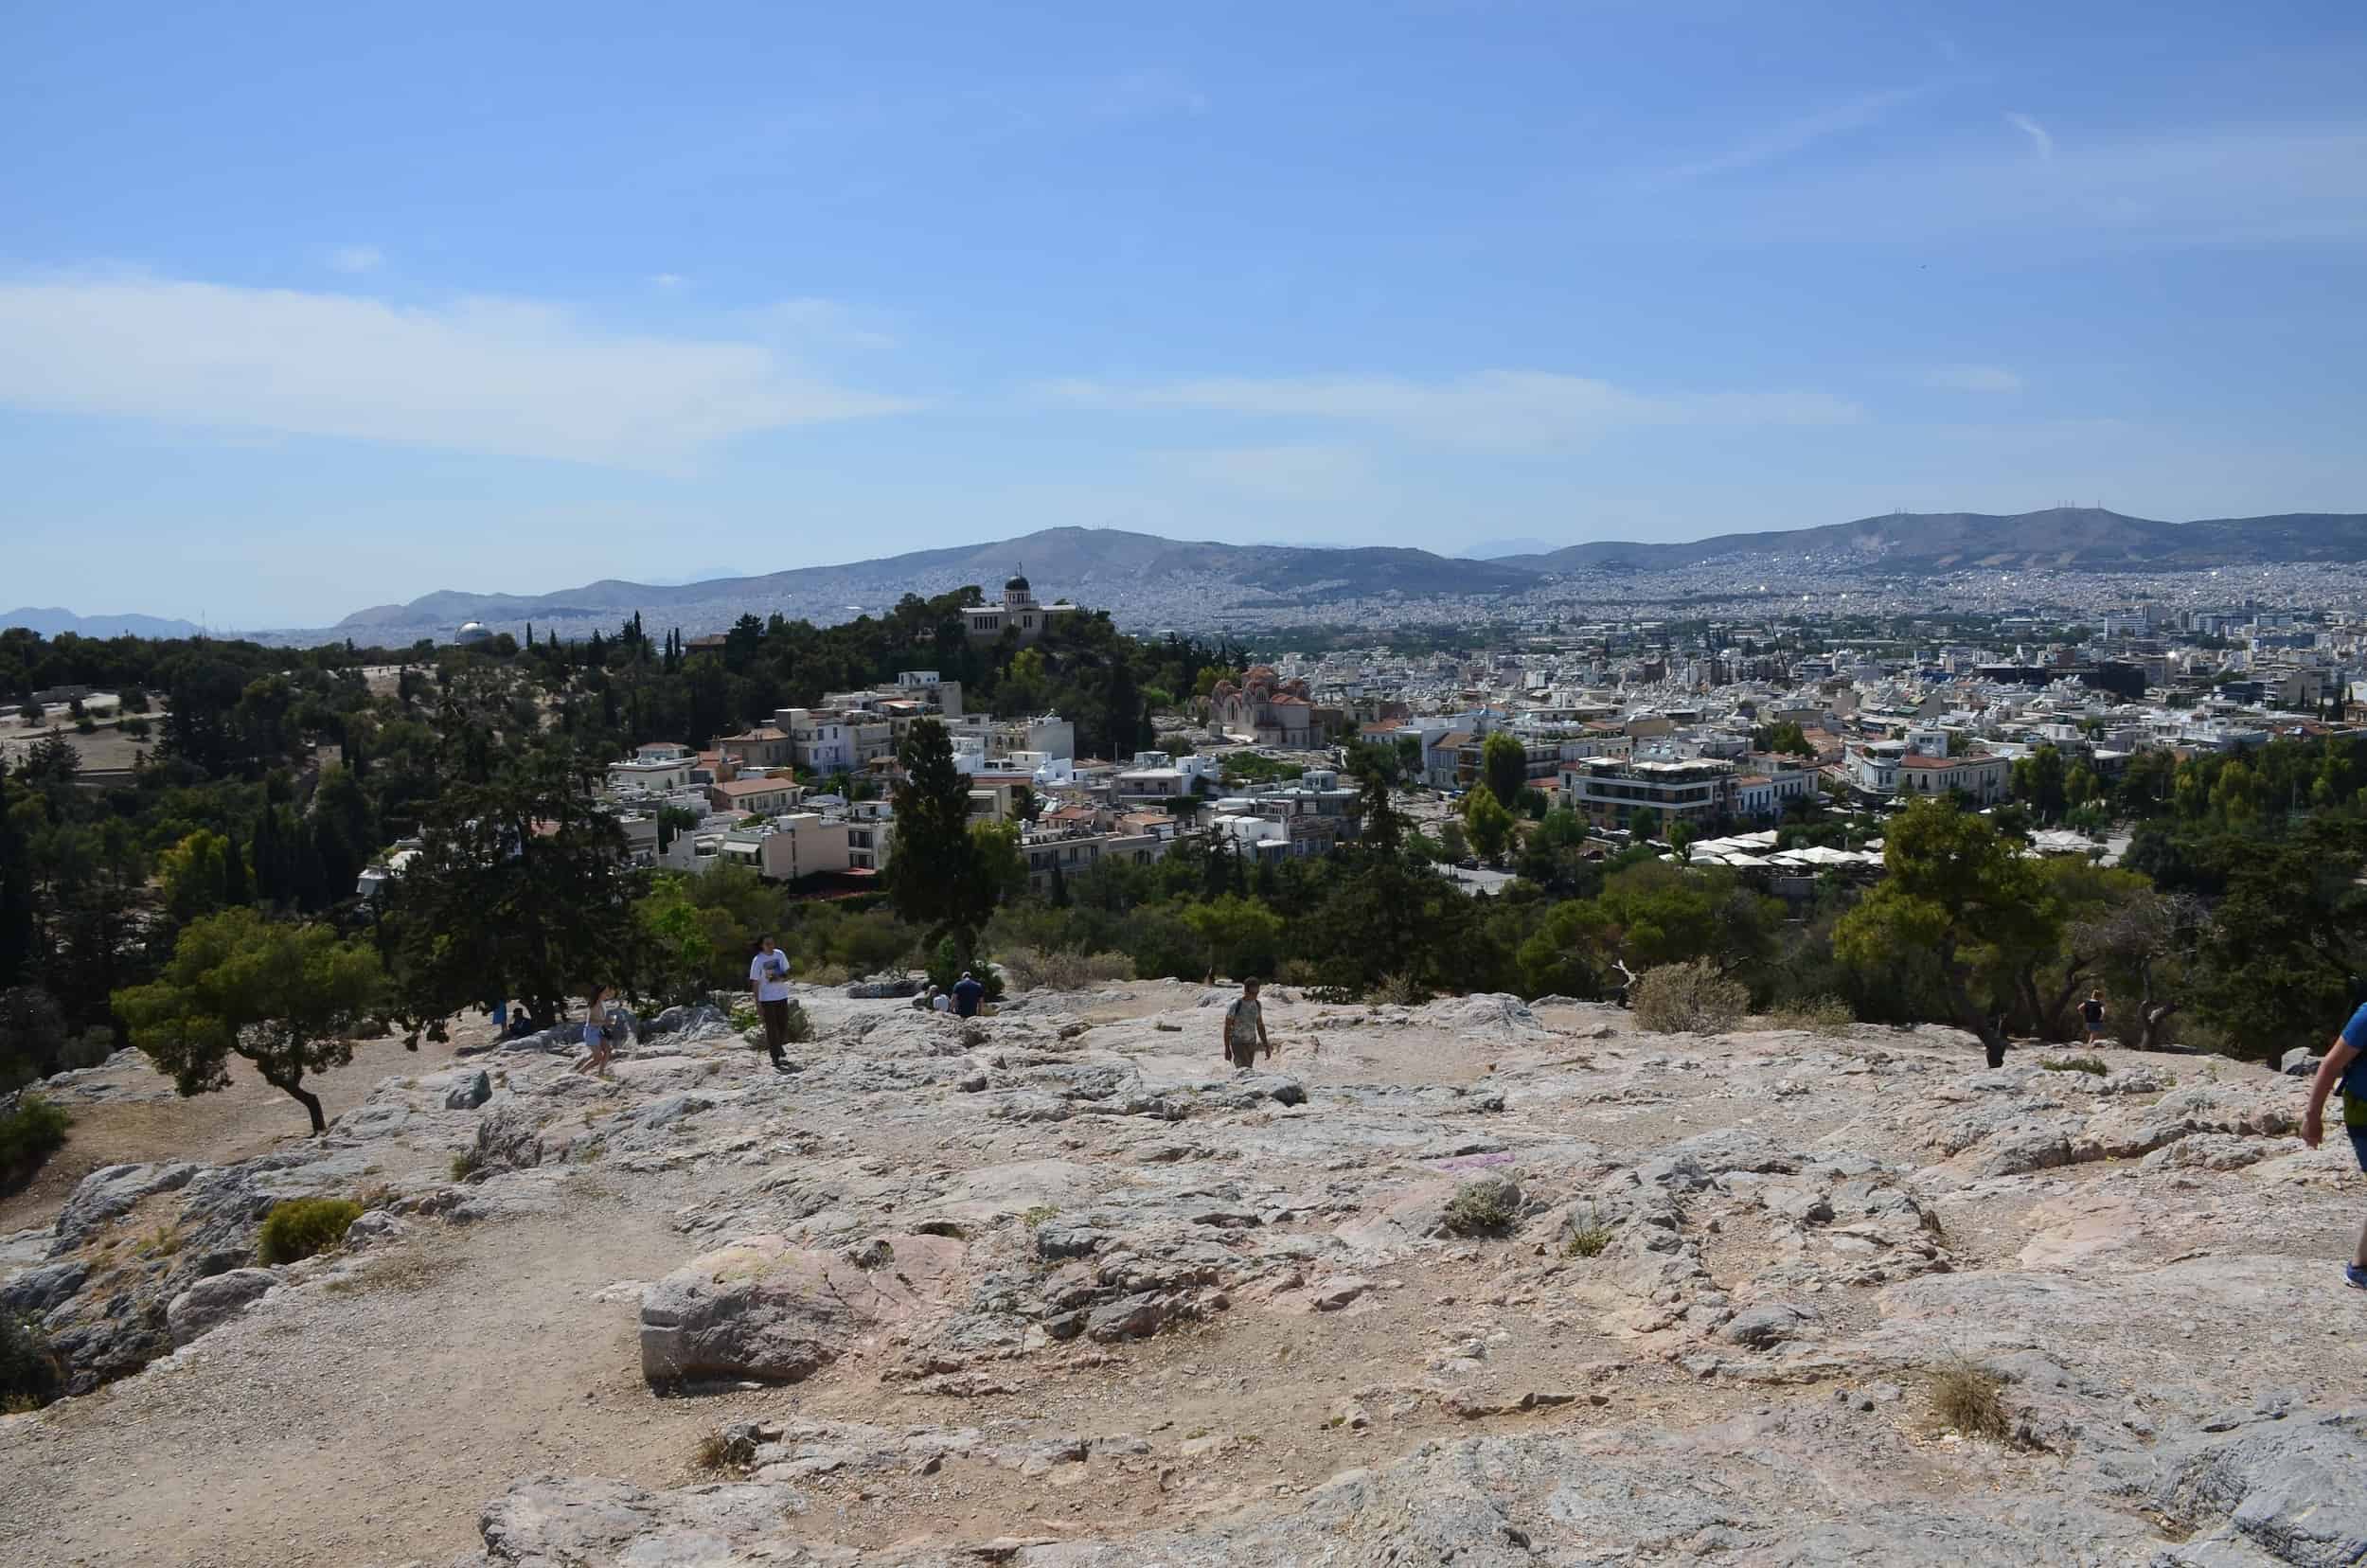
[2,606,206,639]
[323,508,2362,638]
[1486,508,2367,574]
[20,508,2364,645]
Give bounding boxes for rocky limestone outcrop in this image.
[639,1231,968,1384]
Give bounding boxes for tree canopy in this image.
[114,907,385,1134]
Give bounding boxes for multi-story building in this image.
[1843,731,2011,805]
[843,801,895,871]
[1559,757,1737,830]
[606,741,697,795]
[709,775,802,816]
[718,725,791,771]
[715,813,853,882]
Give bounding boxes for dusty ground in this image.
[2,1033,468,1238]
[2,988,2361,1567]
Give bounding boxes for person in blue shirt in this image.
[951,971,987,1019]
[2299,986,2367,1292]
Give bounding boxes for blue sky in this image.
[4,0,2364,627]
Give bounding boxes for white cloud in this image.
[0,276,919,469]
[1925,365,2024,393]
[326,243,383,274]
[2004,112,2055,160]
[1047,370,1861,450]
[650,272,686,291]
[1662,84,1931,183]
[751,296,898,350]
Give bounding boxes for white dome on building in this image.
[454,621,493,645]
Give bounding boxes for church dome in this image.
[1005,574,1031,594]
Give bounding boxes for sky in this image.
[4,0,2365,629]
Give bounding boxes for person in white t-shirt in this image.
[1222,978,1271,1072]
[749,935,794,1072]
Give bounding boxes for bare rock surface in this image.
[0,982,2361,1566]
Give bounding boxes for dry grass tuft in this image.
[1929,1363,2013,1442]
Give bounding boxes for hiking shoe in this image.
[2346,1264,2367,1292]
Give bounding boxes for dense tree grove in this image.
[0,608,2362,1096]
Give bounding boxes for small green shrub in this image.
[1768,995,1855,1036]
[0,1312,66,1411]
[1440,1176,1522,1238]
[781,1002,814,1045]
[999,948,1136,992]
[1275,957,1323,988]
[1630,960,1749,1035]
[1562,1225,1611,1259]
[728,1005,760,1034]
[1930,1363,2014,1441]
[1371,971,1425,1007]
[2038,1054,2108,1076]
[0,1096,71,1195]
[450,1149,484,1182]
[1021,1204,1059,1228]
[256,1197,364,1264]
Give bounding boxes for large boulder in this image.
[472,1099,551,1170]
[638,1233,966,1385]
[166,1267,278,1347]
[444,1070,493,1111]
[51,1162,202,1249]
[0,1259,88,1315]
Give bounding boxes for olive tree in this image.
[116,908,386,1134]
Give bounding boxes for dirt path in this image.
[4,1036,469,1238]
[5,1179,695,1568]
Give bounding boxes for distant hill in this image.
[1489,508,2367,574]
[274,508,2367,645]
[329,527,1537,635]
[3,606,205,639]
[1455,537,1560,560]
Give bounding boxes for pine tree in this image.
[886,718,996,945]
[222,827,250,906]
[251,800,281,906]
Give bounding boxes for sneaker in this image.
[2346,1265,2366,1292]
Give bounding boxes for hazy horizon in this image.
[7,1,2367,625]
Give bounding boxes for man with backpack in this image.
[2298,983,2367,1291]
[1222,977,1271,1072]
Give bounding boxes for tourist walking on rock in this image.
[573,984,617,1077]
[1223,977,1272,1072]
[2299,986,2367,1291]
[750,935,795,1073]
[2080,989,2108,1045]
[952,970,986,1019]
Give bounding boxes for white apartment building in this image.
[1844,731,2011,805]
[606,741,697,795]
[1559,757,1736,830]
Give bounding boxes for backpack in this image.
[2344,1048,2367,1129]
